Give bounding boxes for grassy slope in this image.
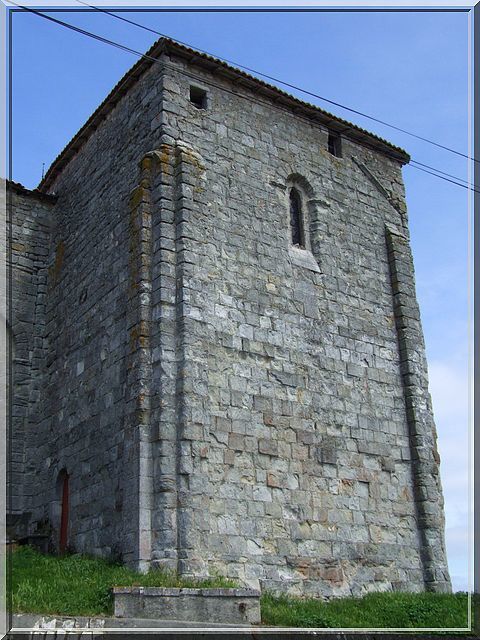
[262,591,469,629]
[11,546,470,629]
[11,546,236,617]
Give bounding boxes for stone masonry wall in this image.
[145,51,451,596]
[26,42,450,596]
[27,59,187,563]
[8,185,53,526]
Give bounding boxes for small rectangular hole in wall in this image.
[189,86,207,109]
[328,132,342,158]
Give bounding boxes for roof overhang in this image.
[39,37,410,192]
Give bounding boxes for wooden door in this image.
[59,473,69,553]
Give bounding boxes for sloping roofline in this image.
[6,179,57,203]
[39,37,410,191]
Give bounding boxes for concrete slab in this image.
[12,613,252,629]
[113,586,261,625]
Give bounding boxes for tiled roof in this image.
[6,179,57,202]
[40,37,410,191]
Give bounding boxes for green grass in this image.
[261,590,470,629]
[11,546,237,617]
[11,546,472,629]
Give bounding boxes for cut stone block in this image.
[112,586,261,625]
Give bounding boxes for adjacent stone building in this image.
[7,37,451,596]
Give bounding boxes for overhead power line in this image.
[8,1,479,195]
[409,163,476,193]
[74,0,476,166]
[410,159,470,185]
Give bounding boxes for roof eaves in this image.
[39,38,168,192]
[162,39,410,164]
[6,179,58,203]
[39,36,410,192]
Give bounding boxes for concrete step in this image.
[11,614,467,640]
[12,612,253,630]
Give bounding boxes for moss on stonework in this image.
[48,239,65,287]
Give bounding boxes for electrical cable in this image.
[8,1,478,194]
[73,0,476,165]
[407,163,477,193]
[410,160,470,185]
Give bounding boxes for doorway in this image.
[57,470,69,554]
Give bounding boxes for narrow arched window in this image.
[289,187,305,248]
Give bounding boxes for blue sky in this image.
[9,7,471,592]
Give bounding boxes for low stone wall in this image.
[12,613,248,630]
[112,587,261,625]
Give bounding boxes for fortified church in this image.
[8,37,451,597]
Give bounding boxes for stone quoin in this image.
[7,37,451,597]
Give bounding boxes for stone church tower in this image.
[8,37,451,596]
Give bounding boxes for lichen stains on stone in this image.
[176,144,206,195]
[48,239,65,287]
[158,144,173,174]
[129,185,149,210]
[9,52,450,598]
[178,147,205,174]
[130,321,150,352]
[140,155,153,173]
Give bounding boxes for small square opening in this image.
[189,86,207,110]
[328,132,342,158]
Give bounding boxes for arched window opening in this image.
[57,469,70,554]
[289,187,305,248]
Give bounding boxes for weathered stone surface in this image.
[113,587,261,624]
[7,182,54,524]
[8,37,450,598]
[11,613,250,629]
